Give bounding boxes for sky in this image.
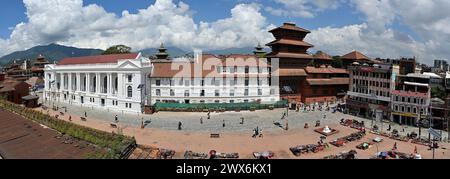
[0,0,449,65]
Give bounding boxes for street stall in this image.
[330,131,366,147]
[209,150,239,159]
[253,151,275,159]
[184,151,208,159]
[340,119,365,129]
[22,95,39,108]
[290,143,329,156]
[356,142,373,150]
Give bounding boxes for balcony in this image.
[347,91,390,102]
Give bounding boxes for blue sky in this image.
[0,0,449,64]
[0,0,385,39]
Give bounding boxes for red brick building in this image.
[0,73,5,81]
[266,22,349,105]
[301,67,349,103]
[0,80,30,104]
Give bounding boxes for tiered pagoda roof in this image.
[253,43,266,57]
[266,23,314,60]
[156,43,169,60]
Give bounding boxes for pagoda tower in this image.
[155,43,169,60]
[31,54,50,77]
[266,22,314,68]
[253,43,266,57]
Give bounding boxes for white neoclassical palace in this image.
[43,53,152,113]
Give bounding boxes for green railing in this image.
[155,100,288,112]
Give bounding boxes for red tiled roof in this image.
[266,52,313,59]
[306,78,350,85]
[277,69,307,77]
[305,67,348,74]
[313,51,332,60]
[269,23,311,33]
[266,39,314,47]
[151,55,270,78]
[58,53,139,65]
[341,51,370,61]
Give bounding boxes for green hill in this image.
[0,43,104,65]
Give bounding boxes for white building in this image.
[149,54,280,105]
[44,53,152,113]
[446,72,450,90]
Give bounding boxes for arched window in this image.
[127,86,132,98]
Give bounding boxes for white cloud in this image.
[0,0,274,56]
[306,0,450,64]
[265,0,341,18]
[351,0,395,34]
[306,24,425,60]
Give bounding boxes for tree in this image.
[331,56,343,68]
[431,86,446,99]
[102,45,132,55]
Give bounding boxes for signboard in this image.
[428,128,441,139]
[391,112,418,118]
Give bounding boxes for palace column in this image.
[61,73,66,90]
[108,73,112,95]
[76,73,81,92]
[118,73,123,97]
[68,73,72,92]
[96,73,101,94]
[86,73,90,92]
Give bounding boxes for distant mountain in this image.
[139,47,188,58]
[0,44,103,65]
[205,47,261,55]
[0,44,269,66]
[139,47,265,58]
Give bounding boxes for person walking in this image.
[222,120,226,128]
[200,117,203,125]
[68,115,72,121]
[241,117,244,125]
[115,115,119,123]
[178,121,183,130]
[84,111,87,118]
